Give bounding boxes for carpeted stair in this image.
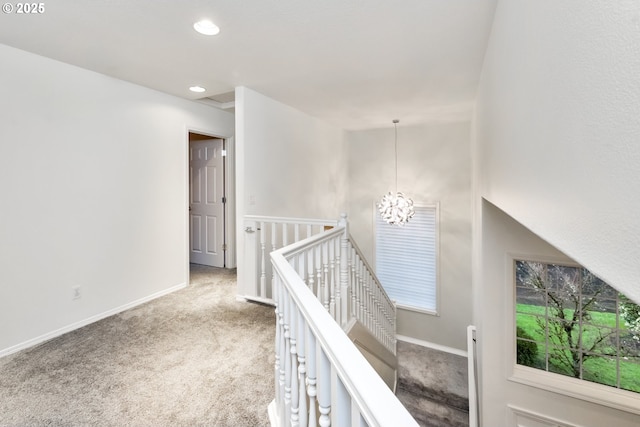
[396,340,470,427]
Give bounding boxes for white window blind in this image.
[375,204,438,313]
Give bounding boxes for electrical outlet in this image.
[72,286,81,300]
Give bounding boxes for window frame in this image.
[373,201,440,316]
[507,253,640,416]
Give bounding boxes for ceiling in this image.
[0,0,498,130]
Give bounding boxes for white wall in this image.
[476,201,639,426]
[474,1,640,303]
[473,1,640,424]
[347,122,472,351]
[0,44,234,355]
[235,87,348,297]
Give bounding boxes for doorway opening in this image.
[188,131,235,270]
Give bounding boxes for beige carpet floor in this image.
[0,265,275,427]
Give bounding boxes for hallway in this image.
[0,266,274,426]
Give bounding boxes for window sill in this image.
[395,302,438,316]
[509,364,640,416]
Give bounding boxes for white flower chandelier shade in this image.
[377,120,415,226]
[378,191,415,226]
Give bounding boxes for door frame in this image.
[184,127,236,282]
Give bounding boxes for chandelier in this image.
[377,120,415,226]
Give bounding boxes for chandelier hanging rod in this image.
[393,119,399,193]
[377,119,415,226]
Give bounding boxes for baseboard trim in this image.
[267,399,279,427]
[237,294,276,306]
[397,334,468,357]
[0,282,187,359]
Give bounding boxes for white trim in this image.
[267,400,279,427]
[244,214,339,227]
[467,325,479,427]
[237,295,276,306]
[224,136,237,268]
[510,365,640,417]
[395,303,438,316]
[506,253,640,416]
[508,404,582,427]
[185,127,236,271]
[195,98,236,110]
[0,282,186,359]
[397,334,468,357]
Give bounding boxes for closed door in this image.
[190,138,224,267]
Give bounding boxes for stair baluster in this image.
[306,327,318,427]
[283,287,292,423]
[273,271,281,417]
[329,239,337,318]
[276,276,286,423]
[318,248,324,297]
[321,242,329,311]
[307,248,315,294]
[260,221,267,298]
[318,349,331,427]
[297,307,308,427]
[290,301,299,427]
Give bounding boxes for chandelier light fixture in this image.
[377,119,415,226]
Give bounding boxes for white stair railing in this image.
[243,215,338,303]
[348,237,396,354]
[243,214,397,355]
[283,226,347,327]
[269,215,418,427]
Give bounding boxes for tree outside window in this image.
[515,260,640,393]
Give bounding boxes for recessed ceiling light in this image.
[189,86,206,93]
[193,19,220,36]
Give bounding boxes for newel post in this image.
[338,213,350,327]
[243,218,259,298]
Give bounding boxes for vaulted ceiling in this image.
[0,0,497,130]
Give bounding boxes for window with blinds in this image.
[375,203,439,314]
